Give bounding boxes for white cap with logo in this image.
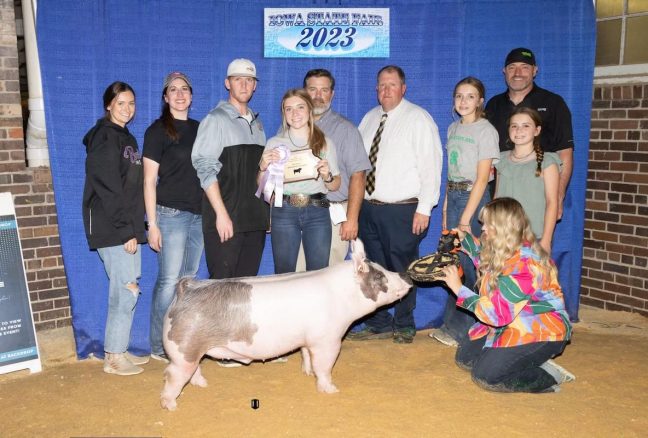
[227,58,257,79]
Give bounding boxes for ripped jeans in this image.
[97,244,141,353]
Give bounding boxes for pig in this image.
[159,239,413,410]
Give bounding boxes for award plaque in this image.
[283,148,320,183]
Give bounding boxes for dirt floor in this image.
[1,306,647,438]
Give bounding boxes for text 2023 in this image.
[297,27,356,50]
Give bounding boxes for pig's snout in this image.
[390,272,413,301]
[399,272,413,286]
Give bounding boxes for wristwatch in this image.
[324,172,334,183]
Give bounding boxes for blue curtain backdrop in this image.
[37,0,595,358]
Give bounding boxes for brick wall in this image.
[582,83,648,317]
[0,0,71,330]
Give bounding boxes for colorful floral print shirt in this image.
[456,234,572,348]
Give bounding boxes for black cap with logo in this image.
[505,48,536,66]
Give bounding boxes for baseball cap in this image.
[227,58,257,79]
[163,72,192,89]
[504,48,536,66]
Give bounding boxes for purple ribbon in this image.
[255,144,290,207]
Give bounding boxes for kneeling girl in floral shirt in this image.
[441,197,574,393]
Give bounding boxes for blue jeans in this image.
[455,336,567,392]
[271,203,331,274]
[445,188,490,237]
[150,206,203,356]
[97,244,141,353]
[441,188,491,342]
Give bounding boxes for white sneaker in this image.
[431,330,459,347]
[544,359,576,383]
[150,353,170,364]
[103,353,144,376]
[125,352,150,365]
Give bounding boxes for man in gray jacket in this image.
[192,58,269,280]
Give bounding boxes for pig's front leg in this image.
[301,347,313,376]
[189,364,208,387]
[310,341,341,393]
[160,362,199,411]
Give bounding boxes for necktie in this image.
[366,113,387,195]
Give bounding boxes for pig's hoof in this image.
[160,397,177,411]
[317,382,339,394]
[190,374,208,388]
[302,367,314,376]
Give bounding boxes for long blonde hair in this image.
[476,197,554,290]
[280,88,326,157]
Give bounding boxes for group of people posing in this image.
[82,47,575,393]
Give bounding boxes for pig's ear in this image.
[351,239,369,273]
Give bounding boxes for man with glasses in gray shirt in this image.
[295,69,371,269]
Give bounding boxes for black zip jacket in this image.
[82,118,146,249]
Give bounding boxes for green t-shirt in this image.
[495,151,561,238]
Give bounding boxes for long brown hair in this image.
[508,107,544,176]
[102,81,135,120]
[453,76,486,120]
[161,77,192,142]
[476,197,553,291]
[280,88,326,157]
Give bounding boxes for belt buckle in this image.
[448,181,472,191]
[290,193,309,207]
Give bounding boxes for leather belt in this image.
[367,197,418,206]
[282,193,330,208]
[447,181,473,191]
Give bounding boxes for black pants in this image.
[203,228,266,279]
[456,335,567,393]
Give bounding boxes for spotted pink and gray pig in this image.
[160,239,413,410]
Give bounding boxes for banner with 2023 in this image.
[264,8,389,58]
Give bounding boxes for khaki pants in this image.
[295,201,349,272]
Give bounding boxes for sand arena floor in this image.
[1,306,647,438]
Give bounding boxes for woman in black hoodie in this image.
[82,81,148,376]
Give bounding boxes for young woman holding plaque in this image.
[143,72,203,364]
[82,81,148,376]
[259,89,341,273]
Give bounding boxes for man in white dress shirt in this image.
[347,65,443,344]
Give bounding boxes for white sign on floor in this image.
[0,192,41,375]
